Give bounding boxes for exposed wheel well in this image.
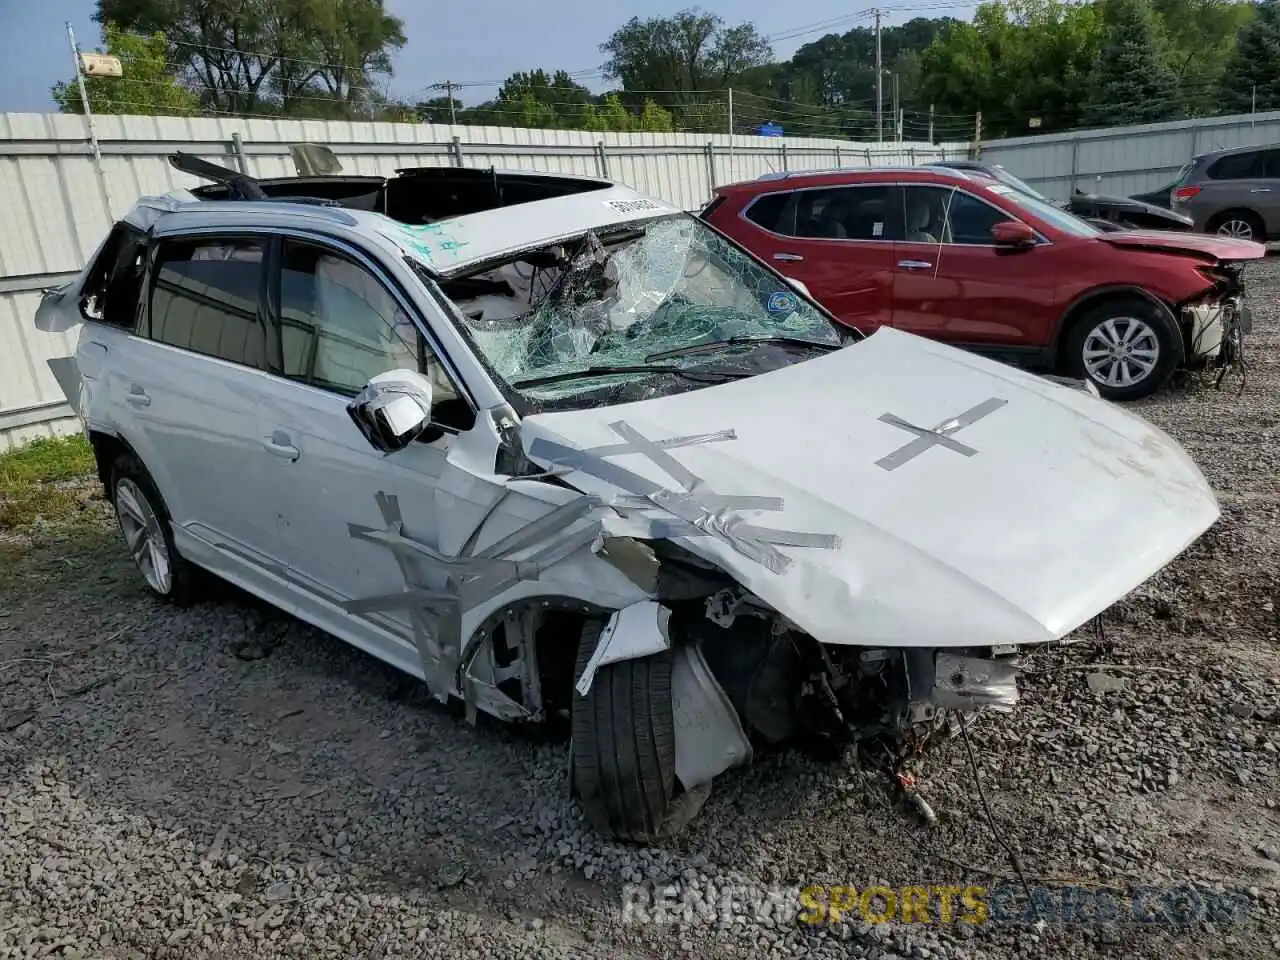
[1054,289,1183,372]
[88,431,133,500]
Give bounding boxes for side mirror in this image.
[346,369,434,454]
[991,220,1036,248]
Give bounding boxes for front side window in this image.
[279,240,456,402]
[432,214,848,405]
[903,186,1010,245]
[149,238,267,368]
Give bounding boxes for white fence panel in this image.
[981,109,1280,200]
[0,110,962,447]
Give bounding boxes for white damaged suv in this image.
[37,152,1220,841]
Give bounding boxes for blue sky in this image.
[0,0,975,113]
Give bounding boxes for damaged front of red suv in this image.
[1093,230,1264,376]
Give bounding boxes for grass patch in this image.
[0,434,98,530]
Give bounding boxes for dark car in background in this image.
[1066,188,1194,232]
[934,160,1193,232]
[1170,143,1280,242]
[1131,181,1177,209]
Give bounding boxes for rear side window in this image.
[795,186,897,241]
[81,224,148,329]
[744,192,793,233]
[1207,151,1263,180]
[148,238,267,369]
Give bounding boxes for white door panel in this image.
[113,337,282,567]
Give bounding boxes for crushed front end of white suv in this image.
[37,154,1220,841]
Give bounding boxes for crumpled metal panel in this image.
[528,420,840,576]
[342,488,603,707]
[929,652,1020,712]
[671,642,753,789]
[574,600,673,697]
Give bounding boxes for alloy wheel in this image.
[115,477,173,595]
[1216,219,1255,240]
[1082,316,1161,389]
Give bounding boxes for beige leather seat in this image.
[905,195,939,244]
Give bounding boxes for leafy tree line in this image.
[55,1,1280,138]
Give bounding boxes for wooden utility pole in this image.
[429,81,459,132]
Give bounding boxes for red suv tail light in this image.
[1172,185,1201,201]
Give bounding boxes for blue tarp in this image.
[755,122,784,137]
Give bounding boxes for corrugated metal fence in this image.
[981,109,1280,201]
[0,112,963,448]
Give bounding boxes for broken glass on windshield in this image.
[433,214,845,399]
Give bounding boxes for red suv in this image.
[701,166,1262,400]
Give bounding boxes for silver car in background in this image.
[1171,143,1280,241]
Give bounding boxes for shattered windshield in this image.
[426,214,847,402]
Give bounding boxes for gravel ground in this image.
[3,263,1280,960]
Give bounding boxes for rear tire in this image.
[109,453,200,606]
[570,619,710,842]
[1207,209,1265,242]
[1063,297,1180,401]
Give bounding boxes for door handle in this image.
[1250,188,1271,193]
[773,252,804,262]
[126,385,150,407]
[263,430,300,461]
[897,259,933,269]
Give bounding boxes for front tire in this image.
[570,620,710,842]
[1063,297,1180,401]
[109,453,199,605]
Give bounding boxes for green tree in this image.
[94,0,405,117]
[1154,0,1255,114]
[600,7,772,108]
[1081,0,1178,126]
[52,23,199,116]
[581,94,676,132]
[920,0,1103,136]
[498,70,596,127]
[1219,0,1280,112]
[414,96,461,124]
[637,98,676,131]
